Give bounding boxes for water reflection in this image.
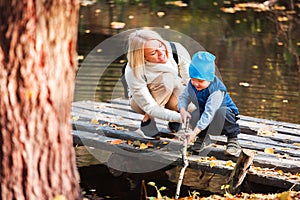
[75,1,300,124]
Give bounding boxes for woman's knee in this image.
[130,99,145,114]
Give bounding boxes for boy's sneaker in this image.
[225,137,241,156]
[141,119,159,138]
[168,122,182,133]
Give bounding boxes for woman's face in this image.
[191,78,210,91]
[144,40,167,63]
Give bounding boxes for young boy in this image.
[178,51,241,156]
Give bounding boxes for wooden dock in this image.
[72,99,300,194]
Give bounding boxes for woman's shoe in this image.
[141,119,159,138]
[168,122,182,133]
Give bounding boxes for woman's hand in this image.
[179,108,191,126]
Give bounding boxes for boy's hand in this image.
[179,108,191,127]
[186,127,201,144]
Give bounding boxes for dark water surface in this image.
[75,1,300,124]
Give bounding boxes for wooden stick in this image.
[175,120,190,199]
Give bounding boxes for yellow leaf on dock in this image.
[110,139,123,144]
[147,141,154,148]
[71,116,80,121]
[140,143,148,149]
[264,148,274,154]
[208,156,216,161]
[226,160,234,167]
[90,118,99,124]
[209,161,216,168]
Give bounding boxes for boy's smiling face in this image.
[191,78,210,91]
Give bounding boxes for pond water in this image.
[75,0,300,124]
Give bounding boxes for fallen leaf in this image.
[210,161,216,168]
[140,143,148,149]
[258,125,277,136]
[127,140,133,145]
[208,156,216,161]
[264,148,274,154]
[278,191,292,200]
[279,147,290,151]
[276,170,284,175]
[133,140,141,147]
[239,82,250,87]
[147,141,154,148]
[226,160,234,167]
[293,143,300,147]
[90,119,99,124]
[71,116,80,121]
[110,139,123,144]
[95,104,105,109]
[287,174,300,180]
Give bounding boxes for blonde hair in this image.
[127,29,169,79]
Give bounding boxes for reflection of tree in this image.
[220,0,300,74]
[265,10,300,74]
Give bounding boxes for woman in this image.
[124,29,191,137]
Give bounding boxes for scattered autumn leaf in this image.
[127,140,133,145]
[209,161,216,168]
[257,125,277,136]
[287,174,300,180]
[133,140,141,147]
[95,104,105,109]
[140,143,148,149]
[110,139,123,144]
[90,119,99,124]
[279,147,290,151]
[208,156,216,161]
[278,191,292,200]
[71,116,80,121]
[147,141,154,148]
[264,148,274,154]
[276,170,284,175]
[226,160,234,167]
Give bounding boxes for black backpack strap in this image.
[170,42,181,78]
[121,61,127,76]
[169,42,178,64]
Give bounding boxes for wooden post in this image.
[227,149,255,194]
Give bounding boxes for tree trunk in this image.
[0,1,81,199]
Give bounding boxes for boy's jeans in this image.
[190,106,240,139]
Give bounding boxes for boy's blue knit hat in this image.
[189,51,216,81]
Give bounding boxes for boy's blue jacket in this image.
[178,76,239,129]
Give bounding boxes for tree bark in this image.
[0,1,81,199]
